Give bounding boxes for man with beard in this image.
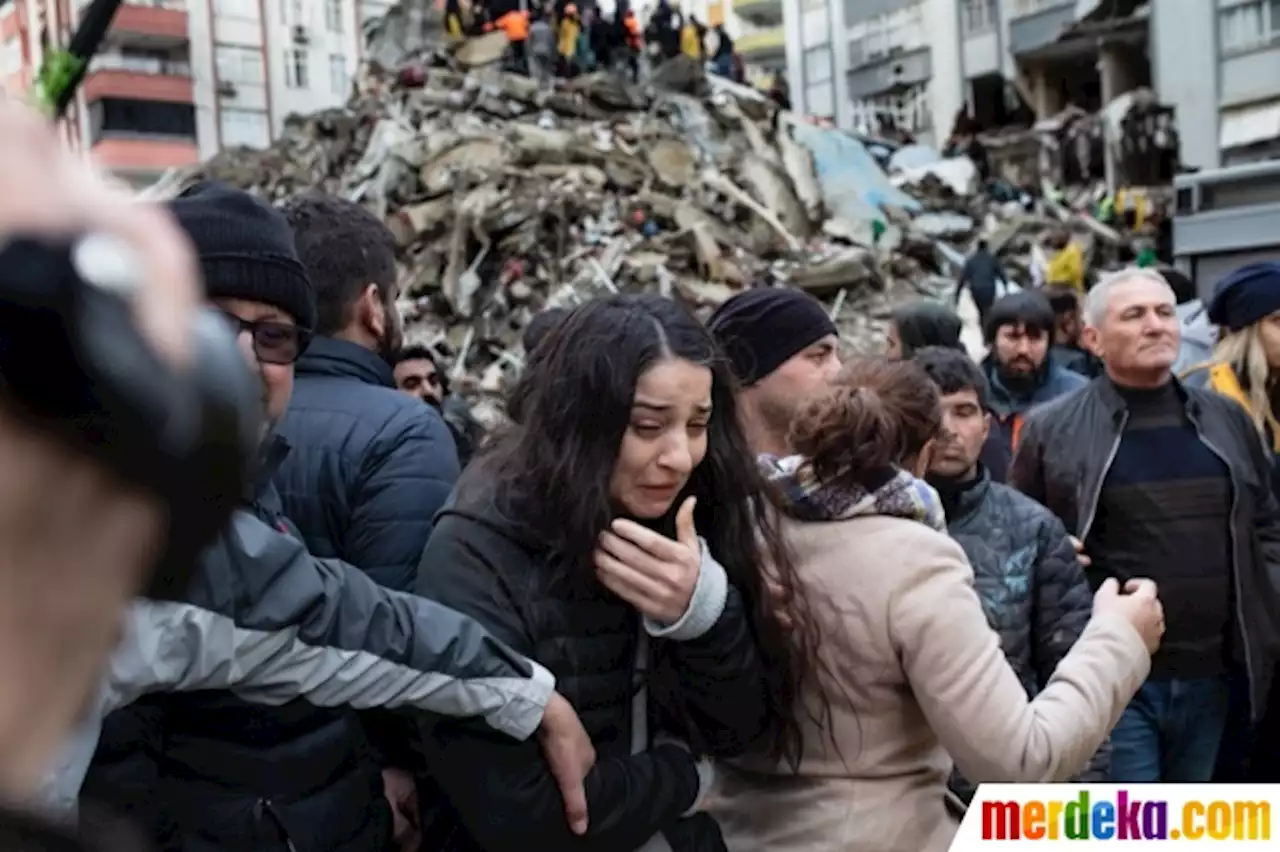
[982,291,1088,479]
[276,194,460,844]
[708,288,841,458]
[392,344,484,469]
[276,193,459,593]
[914,346,1102,801]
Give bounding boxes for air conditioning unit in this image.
[292,24,309,43]
[217,80,237,96]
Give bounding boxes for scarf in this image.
[761,454,947,531]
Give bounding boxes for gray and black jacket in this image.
[66,439,552,850]
[935,467,1105,799]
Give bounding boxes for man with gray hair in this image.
[1011,266,1280,782]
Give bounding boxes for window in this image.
[220,107,271,148]
[325,0,343,32]
[213,0,257,19]
[803,46,831,84]
[1219,1,1280,52]
[281,0,303,25]
[284,47,309,88]
[961,0,996,35]
[216,45,265,84]
[329,52,346,94]
[1012,0,1050,15]
[848,37,863,68]
[90,98,196,140]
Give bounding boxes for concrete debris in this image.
[178,18,1169,410]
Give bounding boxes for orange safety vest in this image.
[497,9,529,41]
[624,13,640,48]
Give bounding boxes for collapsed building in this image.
[169,0,1160,416]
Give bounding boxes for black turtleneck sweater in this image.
[1087,381,1232,679]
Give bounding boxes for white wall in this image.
[1150,0,1220,169]
[924,0,961,140]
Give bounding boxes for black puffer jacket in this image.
[413,483,772,852]
[935,468,1103,799]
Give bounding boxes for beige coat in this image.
[709,513,1150,852]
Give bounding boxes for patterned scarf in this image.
[761,454,947,531]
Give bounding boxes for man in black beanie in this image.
[79,182,594,851]
[707,287,841,458]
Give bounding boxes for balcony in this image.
[81,0,189,46]
[84,56,193,103]
[91,136,198,172]
[734,0,782,27]
[1007,0,1074,56]
[736,24,784,61]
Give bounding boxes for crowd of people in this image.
[2,95,1280,852]
[451,0,746,85]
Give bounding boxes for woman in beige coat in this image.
[711,358,1164,852]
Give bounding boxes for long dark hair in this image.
[474,293,818,764]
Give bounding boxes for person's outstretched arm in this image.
[101,508,555,735]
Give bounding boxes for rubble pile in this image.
[177,15,1162,412]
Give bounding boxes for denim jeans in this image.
[1110,676,1230,782]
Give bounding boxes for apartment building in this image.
[0,0,373,186]
[1154,0,1280,170]
[782,0,962,145]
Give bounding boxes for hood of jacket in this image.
[761,454,946,531]
[983,355,1088,417]
[295,336,395,388]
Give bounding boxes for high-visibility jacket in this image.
[623,12,641,49]
[679,23,699,58]
[1045,241,1084,292]
[497,9,529,41]
[558,16,579,57]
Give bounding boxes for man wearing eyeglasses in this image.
[80,182,595,851]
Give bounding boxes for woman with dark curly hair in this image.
[710,357,1163,852]
[413,294,819,852]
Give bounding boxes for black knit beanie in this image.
[707,287,837,386]
[167,181,316,331]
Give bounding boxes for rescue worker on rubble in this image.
[622,7,642,79]
[496,4,531,74]
[1010,267,1280,784]
[527,5,556,86]
[915,347,1106,805]
[981,291,1088,481]
[557,4,580,76]
[1044,229,1085,293]
[444,0,464,37]
[711,23,733,77]
[679,14,700,59]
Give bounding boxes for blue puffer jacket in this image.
[274,336,460,593]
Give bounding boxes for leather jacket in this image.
[1010,376,1280,720]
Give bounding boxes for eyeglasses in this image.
[219,312,312,365]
